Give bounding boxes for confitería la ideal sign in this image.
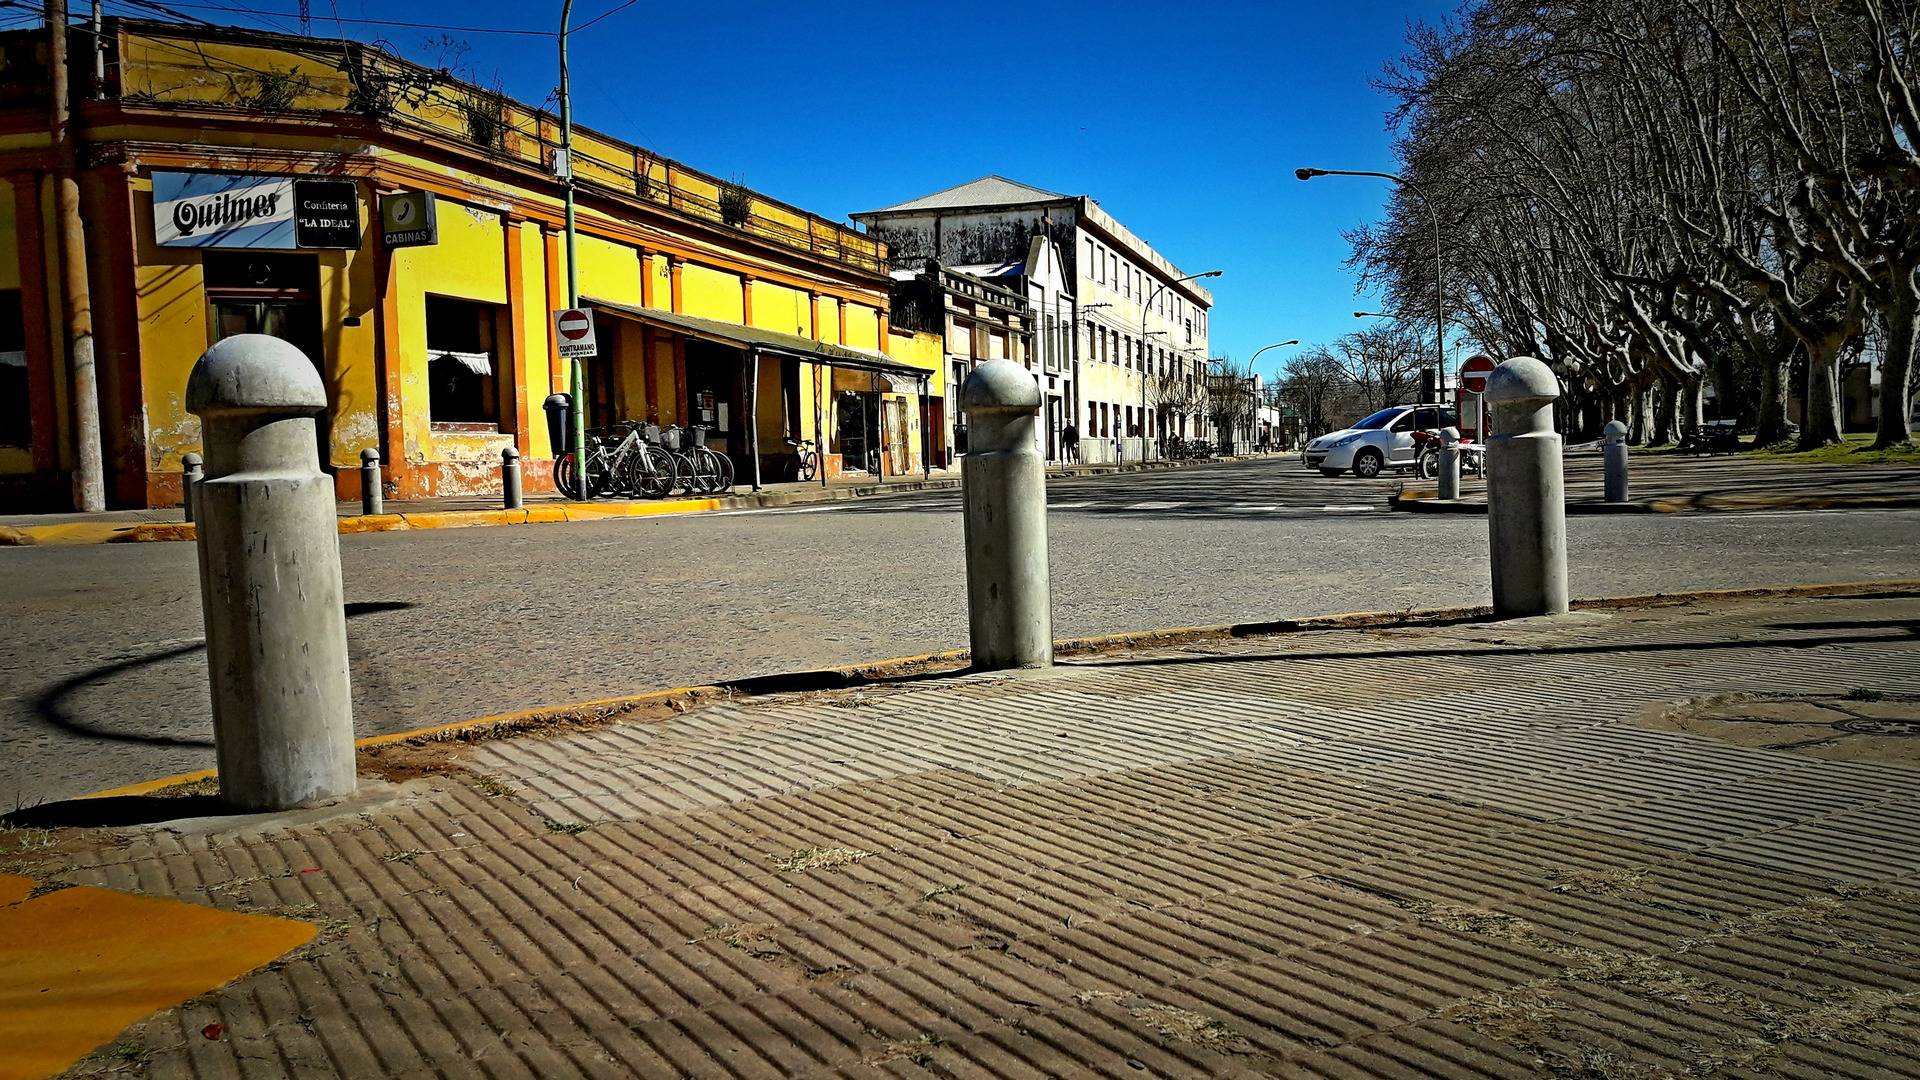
[153,172,364,250]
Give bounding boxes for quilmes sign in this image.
[154,172,364,249]
[154,172,296,248]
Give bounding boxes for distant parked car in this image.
[1303,405,1460,478]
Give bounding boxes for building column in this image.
[742,275,755,327]
[503,215,531,453]
[639,248,656,310]
[9,172,60,483]
[668,255,684,314]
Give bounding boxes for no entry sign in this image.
[553,308,598,359]
[1460,354,1497,394]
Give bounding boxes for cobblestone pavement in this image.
[6,456,1920,804]
[24,590,1920,1079]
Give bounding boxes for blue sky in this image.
[123,0,1460,383]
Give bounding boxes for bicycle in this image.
[604,421,678,499]
[660,424,734,495]
[786,437,818,482]
[554,422,678,500]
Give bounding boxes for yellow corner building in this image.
[0,18,941,510]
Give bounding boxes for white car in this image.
[1303,405,1460,478]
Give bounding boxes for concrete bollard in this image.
[360,447,383,516]
[502,446,523,510]
[1484,356,1569,618]
[1603,420,1630,502]
[181,452,203,523]
[1438,427,1461,501]
[186,334,356,812]
[961,359,1052,670]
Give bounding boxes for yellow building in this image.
[0,19,940,511]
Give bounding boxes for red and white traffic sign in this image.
[553,308,598,359]
[1460,354,1497,394]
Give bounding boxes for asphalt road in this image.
[5,458,1918,805]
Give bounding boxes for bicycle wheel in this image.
[701,447,734,493]
[794,449,816,482]
[553,452,581,500]
[625,446,677,499]
[667,450,699,496]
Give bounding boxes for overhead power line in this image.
[137,1,555,34]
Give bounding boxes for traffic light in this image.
[1421,367,1438,402]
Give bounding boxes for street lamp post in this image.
[1249,340,1298,451]
[1296,168,1445,405]
[1141,270,1222,461]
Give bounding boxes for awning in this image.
[833,367,927,394]
[583,295,933,380]
[432,350,492,376]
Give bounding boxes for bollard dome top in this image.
[1483,356,1561,404]
[186,334,327,417]
[1604,420,1629,437]
[960,359,1041,413]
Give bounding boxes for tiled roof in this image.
[857,175,1074,215]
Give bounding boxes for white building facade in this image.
[853,177,1214,463]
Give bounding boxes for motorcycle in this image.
[1411,428,1485,480]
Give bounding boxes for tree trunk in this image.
[1653,377,1681,445]
[1874,291,1917,449]
[1800,338,1844,449]
[1754,353,1791,446]
[1683,372,1705,432]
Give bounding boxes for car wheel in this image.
[1319,468,1344,477]
[1352,449,1384,478]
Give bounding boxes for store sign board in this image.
[154,171,296,248]
[553,308,598,359]
[379,190,439,248]
[293,179,361,249]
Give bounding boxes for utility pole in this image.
[557,0,587,497]
[47,0,105,512]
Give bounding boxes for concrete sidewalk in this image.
[7,585,1920,1078]
[0,459,1213,546]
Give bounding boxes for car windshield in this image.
[1351,408,1404,431]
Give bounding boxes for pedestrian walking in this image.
[1061,421,1080,463]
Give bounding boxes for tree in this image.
[1351,0,1920,449]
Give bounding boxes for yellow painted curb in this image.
[338,514,409,533]
[109,522,196,543]
[9,522,141,545]
[0,525,33,546]
[80,769,220,801]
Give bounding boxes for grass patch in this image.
[148,775,220,798]
[1140,1003,1242,1047]
[1548,867,1648,895]
[379,849,424,864]
[544,821,590,835]
[1438,980,1566,1050]
[1767,988,1916,1041]
[771,846,873,872]
[1742,431,1920,466]
[1844,687,1888,703]
[469,773,517,798]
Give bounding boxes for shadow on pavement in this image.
[26,601,418,748]
[1067,626,1920,672]
[4,793,229,828]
